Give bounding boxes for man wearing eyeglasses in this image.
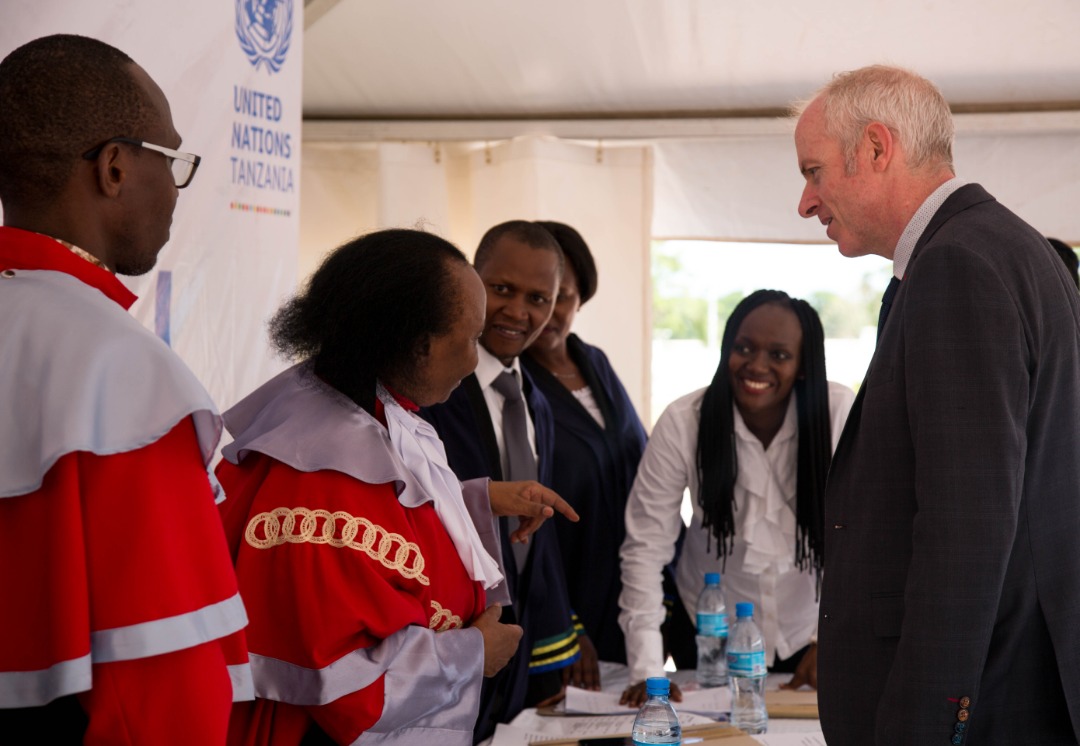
[0,34,251,744]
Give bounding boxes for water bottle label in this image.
[727,650,767,677]
[696,612,728,637]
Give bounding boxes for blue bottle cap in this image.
[645,677,670,696]
[704,572,720,585]
[735,602,754,618]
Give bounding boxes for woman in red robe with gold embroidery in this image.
[217,229,577,745]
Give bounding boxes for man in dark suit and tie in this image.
[794,65,1080,745]
[422,220,593,742]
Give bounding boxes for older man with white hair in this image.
[794,65,1080,746]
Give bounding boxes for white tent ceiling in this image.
[302,0,1080,123]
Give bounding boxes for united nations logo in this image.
[235,0,294,74]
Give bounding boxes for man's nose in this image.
[799,185,819,219]
[503,295,527,319]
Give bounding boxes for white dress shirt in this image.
[619,381,855,682]
[892,177,965,279]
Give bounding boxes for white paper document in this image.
[490,709,719,745]
[563,684,731,718]
[490,722,573,745]
[488,712,630,742]
[750,733,827,746]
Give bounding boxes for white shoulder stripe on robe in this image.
[0,269,223,501]
[0,593,251,707]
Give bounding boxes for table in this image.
[483,663,823,745]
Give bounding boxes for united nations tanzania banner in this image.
[1,0,302,412]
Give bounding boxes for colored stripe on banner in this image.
[155,270,172,346]
[229,201,292,217]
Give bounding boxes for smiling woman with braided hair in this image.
[618,289,854,706]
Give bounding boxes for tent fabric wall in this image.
[652,111,1080,243]
[298,143,380,281]
[299,136,654,419]
[651,127,816,242]
[956,128,1080,242]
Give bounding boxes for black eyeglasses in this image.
[82,136,201,188]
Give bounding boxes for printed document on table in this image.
[490,710,719,745]
[563,684,731,717]
[750,733,827,746]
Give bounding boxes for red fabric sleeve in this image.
[0,417,246,740]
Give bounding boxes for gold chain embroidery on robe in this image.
[429,601,463,631]
[245,506,430,585]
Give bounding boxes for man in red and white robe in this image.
[0,35,251,744]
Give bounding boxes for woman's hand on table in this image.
[780,642,818,690]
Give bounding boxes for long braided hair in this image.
[695,289,832,583]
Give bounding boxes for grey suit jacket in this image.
[818,184,1080,746]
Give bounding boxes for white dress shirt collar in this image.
[475,344,521,389]
[731,392,798,452]
[892,176,965,279]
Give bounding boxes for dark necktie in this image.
[491,370,538,482]
[878,276,901,341]
[837,278,902,461]
[491,370,537,571]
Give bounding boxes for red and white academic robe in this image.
[217,364,498,746]
[0,227,252,744]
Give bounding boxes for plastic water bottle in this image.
[631,677,682,745]
[695,571,728,687]
[726,602,768,735]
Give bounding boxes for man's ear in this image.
[865,122,894,172]
[94,142,126,198]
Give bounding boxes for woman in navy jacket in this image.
[522,222,658,674]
